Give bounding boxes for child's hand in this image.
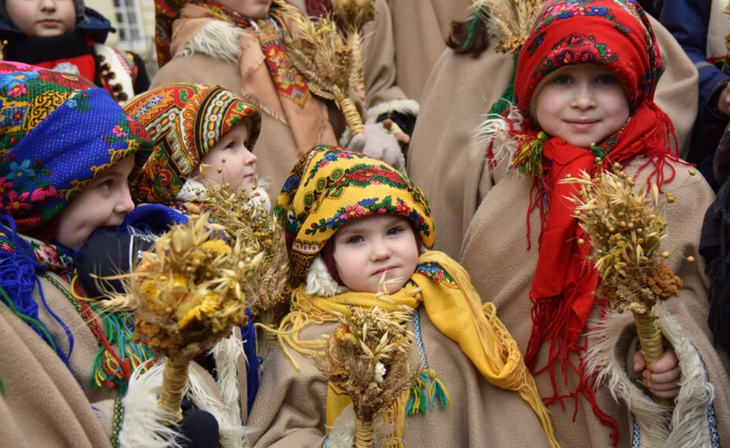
[632,347,681,399]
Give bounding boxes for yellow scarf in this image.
[269,250,560,448]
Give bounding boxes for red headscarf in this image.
[508,0,683,442]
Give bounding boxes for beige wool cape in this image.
[29,272,246,446]
[460,158,730,447]
[0,304,112,448]
[373,0,471,104]
[246,306,555,447]
[407,16,699,259]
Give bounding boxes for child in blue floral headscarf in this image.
[0,61,221,448]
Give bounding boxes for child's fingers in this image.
[650,386,681,399]
[632,350,646,372]
[644,367,680,386]
[633,351,646,372]
[646,348,678,374]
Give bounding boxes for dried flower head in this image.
[199,185,291,327]
[563,167,683,315]
[106,214,261,360]
[318,306,419,421]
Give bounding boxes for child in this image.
[460,0,730,446]
[406,0,697,259]
[246,145,560,447]
[0,62,224,448]
[120,82,266,419]
[0,0,149,104]
[152,0,402,199]
[123,82,266,211]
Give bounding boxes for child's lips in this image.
[373,266,396,276]
[565,119,599,131]
[39,19,61,27]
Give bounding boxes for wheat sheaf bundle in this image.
[331,0,376,98]
[318,306,419,448]
[106,214,264,419]
[563,165,683,405]
[200,186,291,328]
[477,0,545,53]
[273,0,367,136]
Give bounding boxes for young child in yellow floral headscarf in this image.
[246,145,560,448]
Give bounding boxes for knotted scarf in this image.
[272,145,559,447]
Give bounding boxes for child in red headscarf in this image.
[461,0,730,446]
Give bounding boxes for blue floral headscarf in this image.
[0,61,150,231]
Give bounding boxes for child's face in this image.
[55,155,135,250]
[200,121,258,194]
[216,0,272,19]
[6,0,76,37]
[332,214,419,294]
[532,64,630,148]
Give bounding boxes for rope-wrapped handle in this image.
[634,311,674,407]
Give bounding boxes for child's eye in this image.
[553,75,572,85]
[387,226,404,236]
[99,179,114,190]
[345,235,363,244]
[596,75,618,84]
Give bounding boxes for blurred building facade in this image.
[86,0,157,76]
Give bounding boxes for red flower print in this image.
[0,177,13,195]
[39,71,94,90]
[340,204,366,220]
[30,185,58,202]
[112,125,128,137]
[5,190,31,212]
[396,200,411,215]
[7,84,27,98]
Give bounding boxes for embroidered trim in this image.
[413,307,428,368]
[111,396,124,448]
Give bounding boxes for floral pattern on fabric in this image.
[0,61,150,231]
[199,2,311,109]
[530,33,620,78]
[415,262,458,289]
[276,145,434,278]
[124,83,261,204]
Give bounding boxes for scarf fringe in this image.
[584,302,716,447]
[405,368,451,416]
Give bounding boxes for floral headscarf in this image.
[124,83,261,204]
[491,0,683,441]
[0,61,149,231]
[275,145,435,279]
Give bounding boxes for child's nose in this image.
[116,189,135,214]
[370,240,392,261]
[571,85,596,110]
[40,0,57,11]
[245,149,257,165]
